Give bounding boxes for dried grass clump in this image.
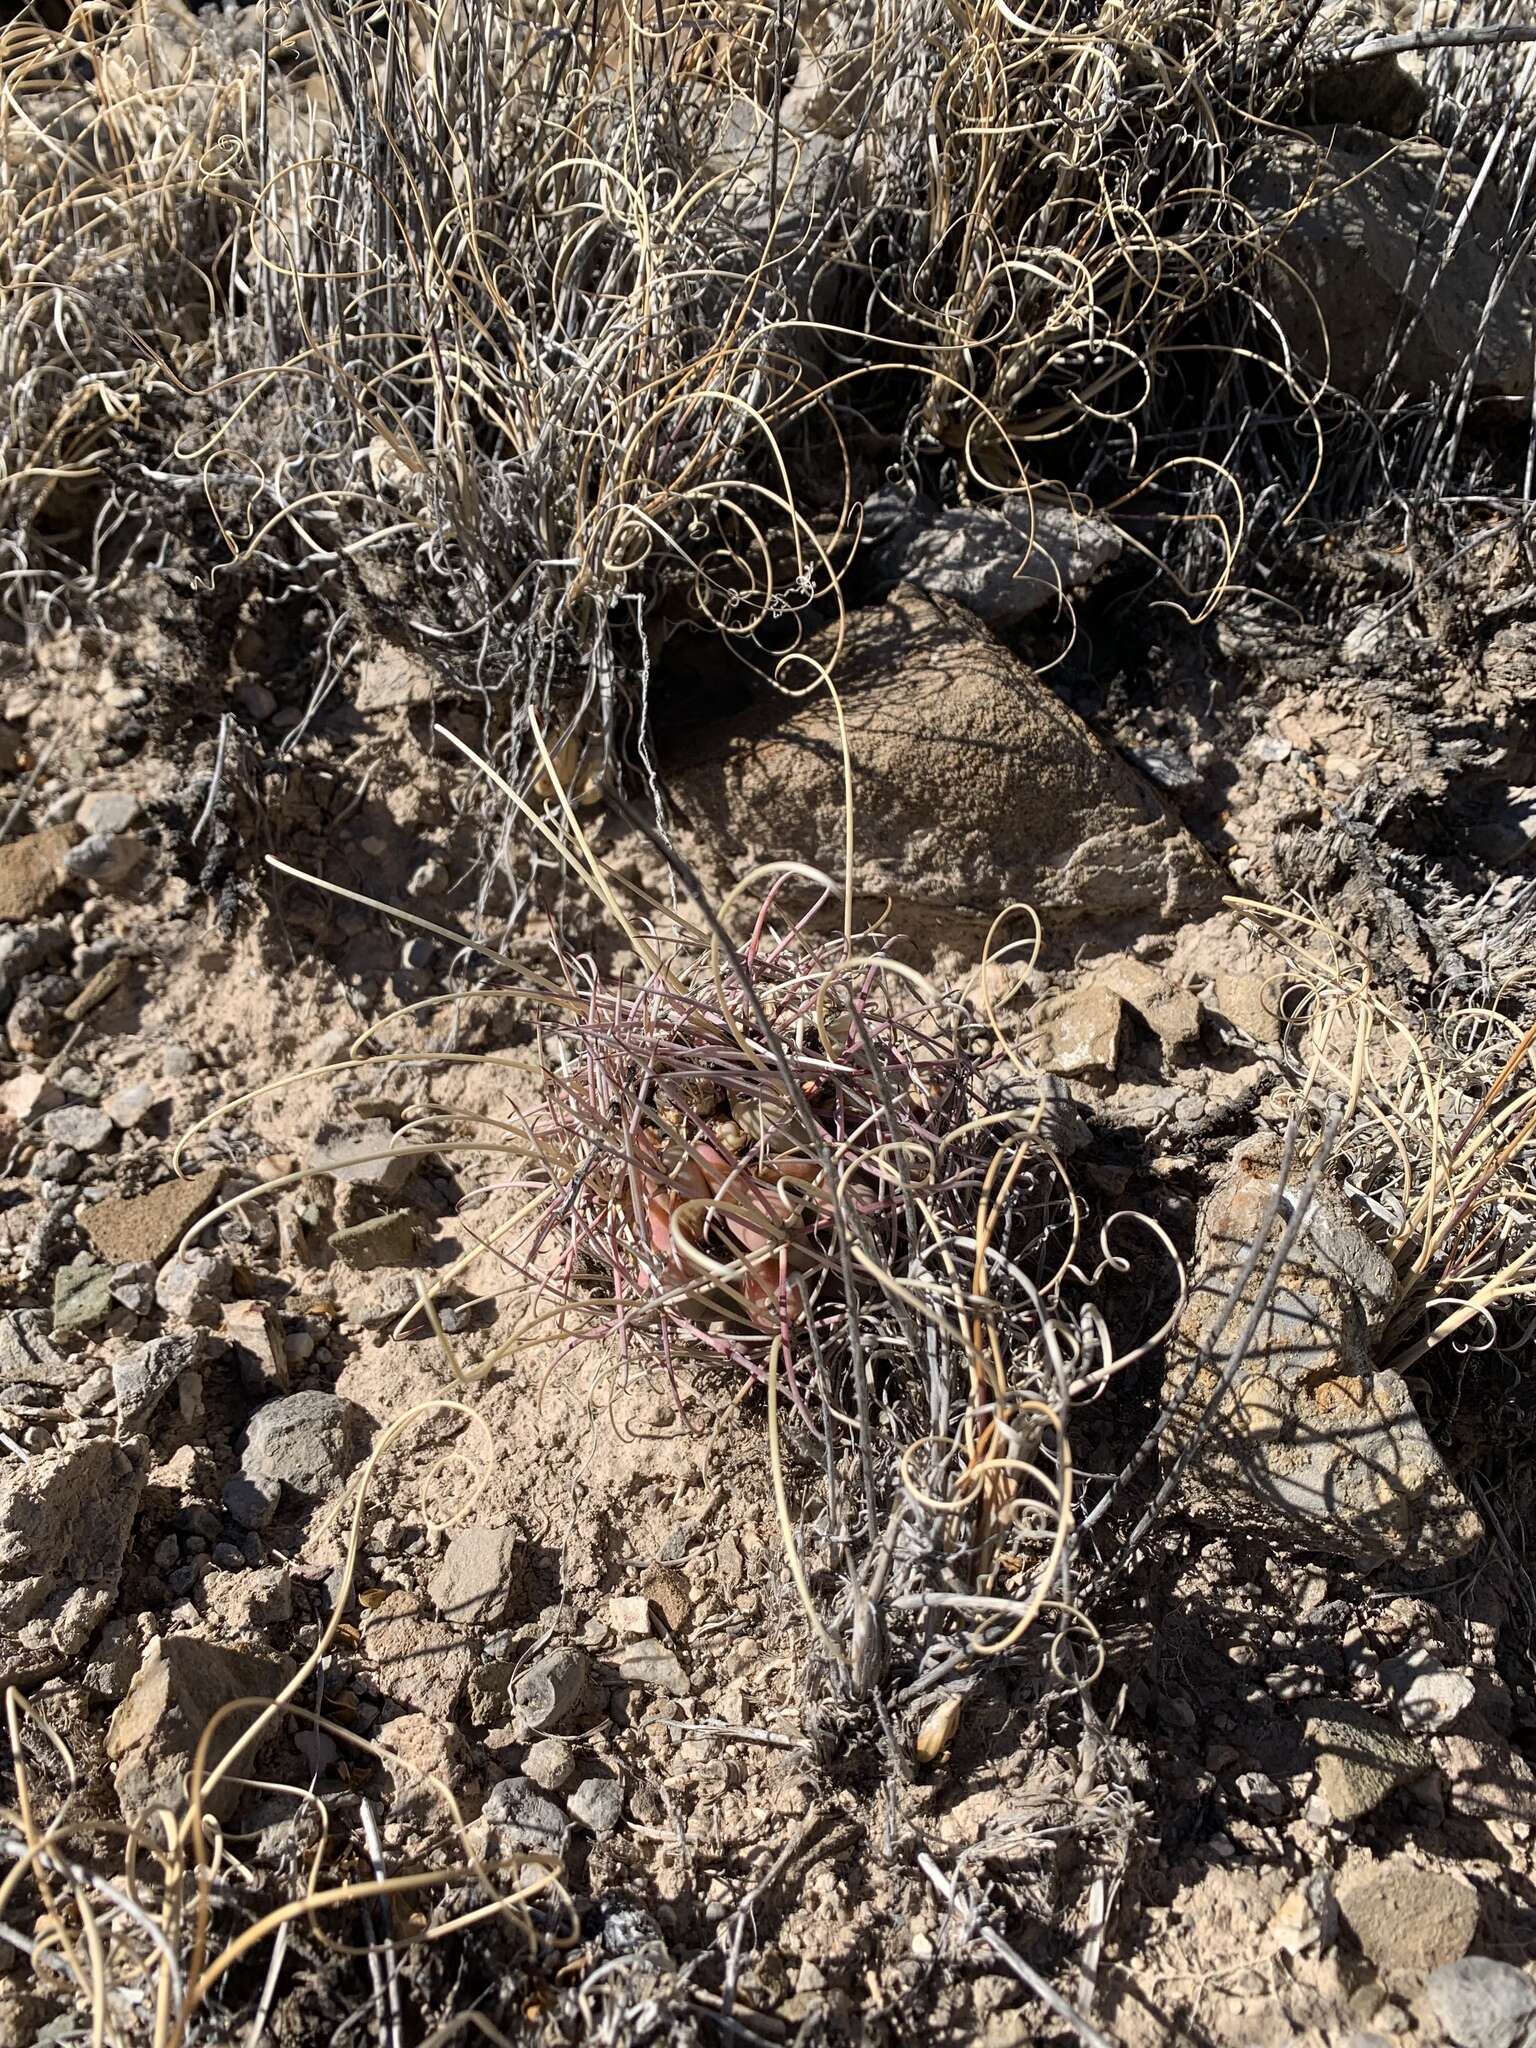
[1243,896,1536,1377]
[5,0,1534,807]
[0,0,331,630]
[214,0,1321,750]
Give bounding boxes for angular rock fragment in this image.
[242,1390,353,1499]
[613,1638,689,1694]
[1303,1703,1432,1823]
[1163,1134,1482,1562]
[114,1333,207,1433]
[479,1775,566,1850]
[42,1103,112,1152]
[427,1524,524,1629]
[0,1309,87,1391]
[1031,984,1125,1080]
[1438,1731,1536,1828]
[107,1632,292,1824]
[568,1774,624,1833]
[0,1437,147,1684]
[307,1120,414,1192]
[659,587,1221,968]
[331,1208,419,1270]
[51,1256,116,1337]
[361,1591,472,1718]
[155,1248,232,1326]
[221,1300,288,1398]
[523,1736,575,1792]
[377,1712,478,1829]
[84,1167,224,1268]
[1237,127,1536,404]
[0,827,73,923]
[512,1648,590,1735]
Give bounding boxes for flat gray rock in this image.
[0,1309,85,1391]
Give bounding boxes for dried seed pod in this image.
[914,1694,963,1764]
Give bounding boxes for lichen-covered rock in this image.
[867,499,1122,627]
[1164,1134,1481,1562]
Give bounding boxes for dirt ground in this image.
[2,508,1536,2048]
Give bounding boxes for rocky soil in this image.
[0,487,1534,2048]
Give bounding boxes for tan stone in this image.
[1032,985,1125,1079]
[354,646,432,711]
[107,1633,291,1825]
[1099,956,1202,1056]
[657,587,1222,968]
[1164,1135,1481,1564]
[331,1208,418,1271]
[82,1167,224,1268]
[0,827,72,922]
[1337,1857,1477,1972]
[361,1591,472,1719]
[640,1564,692,1633]
[377,1711,479,1831]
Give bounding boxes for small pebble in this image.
[523,1738,576,1793]
[76,792,141,835]
[1236,1771,1285,1816]
[223,1473,282,1532]
[32,1145,80,1185]
[63,832,145,887]
[234,682,276,721]
[294,1729,339,1774]
[568,1776,624,1834]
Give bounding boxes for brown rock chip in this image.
[428,1525,525,1629]
[658,587,1222,968]
[107,1633,292,1825]
[1337,1856,1478,1973]
[82,1167,224,1268]
[331,1209,419,1271]
[361,1591,472,1719]
[0,826,72,922]
[640,1564,692,1633]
